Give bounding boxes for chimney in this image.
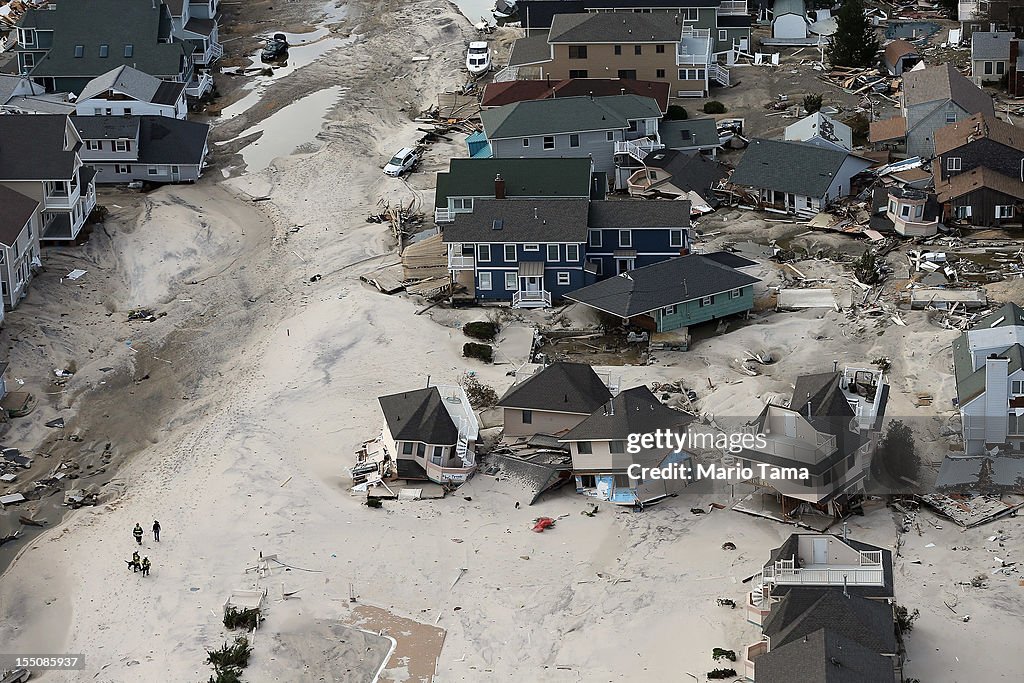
[534,207,538,219]
[494,173,505,199]
[620,88,626,96]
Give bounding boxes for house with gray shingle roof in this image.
[165,0,223,68]
[971,30,1017,83]
[727,139,874,217]
[75,66,188,119]
[497,362,613,438]
[898,63,995,159]
[71,115,210,184]
[952,302,1024,455]
[0,185,42,316]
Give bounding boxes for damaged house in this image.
[558,385,694,505]
[733,366,888,529]
[625,148,727,213]
[71,115,210,184]
[952,302,1024,456]
[497,361,614,438]
[783,112,852,152]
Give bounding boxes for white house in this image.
[0,185,42,316]
[784,112,853,152]
[772,0,809,40]
[971,30,1016,84]
[953,302,1024,455]
[75,66,188,119]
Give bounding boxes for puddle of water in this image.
[454,0,500,23]
[228,86,344,173]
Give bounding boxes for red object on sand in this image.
[532,517,555,532]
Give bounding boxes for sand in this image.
[0,0,1023,681]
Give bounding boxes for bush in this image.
[223,606,261,631]
[209,668,244,683]
[803,93,823,114]
[852,250,880,285]
[666,104,688,120]
[895,604,920,634]
[463,342,493,363]
[463,321,498,341]
[707,669,737,680]
[207,636,252,671]
[703,101,727,114]
[459,373,499,408]
[712,648,737,662]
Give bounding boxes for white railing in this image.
[492,66,519,83]
[614,139,663,162]
[762,552,885,587]
[710,62,730,86]
[513,290,551,308]
[435,207,455,223]
[185,71,213,97]
[718,0,748,14]
[448,254,475,269]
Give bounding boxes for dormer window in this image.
[21,29,35,47]
[99,44,109,58]
[124,44,134,57]
[74,45,84,58]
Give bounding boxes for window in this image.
[522,410,533,424]
[619,230,631,247]
[147,166,158,175]
[610,440,626,454]
[477,244,491,262]
[504,244,516,262]
[680,8,698,20]
[627,119,638,132]
[22,53,34,68]
[656,68,666,78]
[914,205,923,218]
[547,244,559,261]
[900,204,911,218]
[731,288,742,299]
[587,258,603,275]
[822,469,832,485]
[656,44,665,54]
[478,272,492,290]
[663,305,676,316]
[452,197,473,211]
[524,243,539,251]
[589,230,602,247]
[115,140,130,152]
[543,136,555,150]
[614,45,622,55]
[124,107,132,115]
[700,296,713,307]
[402,442,413,455]
[557,272,571,286]
[607,131,615,141]
[505,272,517,290]
[947,156,961,171]
[124,44,134,57]
[955,205,972,219]
[569,134,580,148]
[579,475,596,488]
[577,441,593,454]
[99,44,109,58]
[846,452,856,470]
[669,229,684,248]
[1012,380,1024,395]
[86,140,101,151]
[22,29,34,47]
[431,446,444,464]
[997,61,1005,75]
[945,110,957,123]
[74,45,84,58]
[1010,413,1024,435]
[985,61,994,75]
[997,205,1015,219]
[93,107,103,115]
[568,46,588,59]
[634,45,642,55]
[417,443,426,458]
[568,69,588,78]
[566,244,579,261]
[719,29,727,41]
[679,69,705,80]
[115,164,131,174]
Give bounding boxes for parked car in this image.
[261,33,288,62]
[383,147,419,177]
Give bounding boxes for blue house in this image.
[585,201,690,277]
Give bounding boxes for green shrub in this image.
[208,667,243,683]
[463,321,498,341]
[207,636,252,671]
[803,93,823,114]
[712,648,737,662]
[223,607,261,631]
[463,343,493,363]
[703,101,727,114]
[666,104,688,120]
[707,669,737,680]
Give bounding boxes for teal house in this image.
[565,252,759,335]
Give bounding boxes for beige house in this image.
[497,362,614,439]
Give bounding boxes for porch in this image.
[732,490,838,532]
[512,261,550,308]
[743,640,767,681]
[185,71,214,97]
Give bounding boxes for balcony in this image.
[761,551,885,587]
[435,207,455,223]
[743,640,767,681]
[677,27,712,66]
[425,459,476,483]
[43,181,81,211]
[718,0,748,14]
[513,289,551,308]
[448,252,475,270]
[185,71,213,97]
[614,139,664,163]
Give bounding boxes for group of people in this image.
[125,520,160,577]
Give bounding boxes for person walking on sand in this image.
[132,551,141,572]
[152,520,161,542]
[140,557,151,577]
[133,523,144,545]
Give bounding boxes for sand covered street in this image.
[0,0,1023,681]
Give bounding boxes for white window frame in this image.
[22,52,35,68]
[663,305,676,316]
[947,156,961,171]
[569,134,580,148]
[619,230,631,247]
[477,244,491,262]
[955,205,973,219]
[547,244,559,262]
[478,272,492,290]
[731,288,742,299]
[945,110,957,123]
[589,230,602,248]
[115,140,129,152]
[452,197,473,211]
[700,295,712,307]
[504,272,518,290]
[566,244,580,261]
[504,244,516,262]
[996,205,1015,219]
[718,29,727,41]
[669,229,684,248]
[557,272,571,286]
[86,140,101,151]
[115,164,130,174]
[607,131,615,142]
[543,136,555,150]
[524,243,539,252]
[522,138,530,147]
[147,166,158,175]
[1011,380,1024,395]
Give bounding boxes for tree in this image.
[852,250,881,285]
[872,420,920,492]
[828,0,880,68]
[666,104,688,120]
[803,93,823,114]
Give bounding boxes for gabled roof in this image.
[482,78,670,113]
[755,628,896,683]
[0,185,40,247]
[954,341,1024,405]
[435,158,593,206]
[773,0,807,17]
[564,254,760,317]
[378,387,458,444]
[441,199,590,243]
[78,65,186,105]
[903,63,995,116]
[481,94,662,139]
[508,34,553,67]
[71,115,141,140]
[766,534,895,600]
[975,301,1024,329]
[934,112,1024,156]
[784,112,853,150]
[588,199,690,228]
[868,116,906,143]
[971,30,1015,61]
[935,166,1024,203]
[560,386,692,442]
[729,139,867,199]
[762,589,897,654]
[548,12,682,43]
[787,371,865,448]
[0,114,78,181]
[497,362,613,415]
[883,39,918,69]
[136,116,210,166]
[17,0,187,82]
[641,149,728,201]
[659,118,721,149]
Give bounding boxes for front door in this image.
[523,276,541,293]
[812,538,828,565]
[617,69,637,80]
[171,165,180,182]
[616,259,633,274]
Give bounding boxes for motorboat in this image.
[466,41,491,77]
[493,0,518,20]
[261,33,288,62]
